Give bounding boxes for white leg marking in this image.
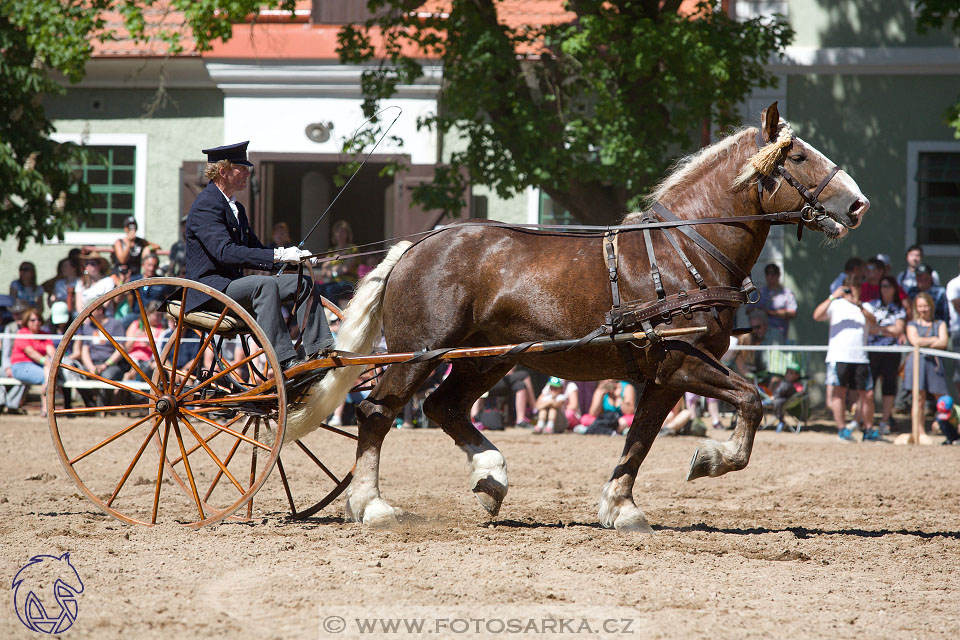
[344,475,398,526]
[463,441,508,516]
[598,481,653,534]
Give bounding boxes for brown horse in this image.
[336,102,869,530]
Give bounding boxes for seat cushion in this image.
[165,299,247,334]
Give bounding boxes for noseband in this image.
[756,129,844,238]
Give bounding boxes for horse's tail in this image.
[283,241,412,444]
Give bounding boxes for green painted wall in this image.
[783,73,960,347]
[0,89,223,298]
[790,0,958,48]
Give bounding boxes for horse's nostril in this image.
[849,199,864,214]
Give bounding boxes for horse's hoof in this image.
[687,446,709,481]
[362,498,399,527]
[472,476,506,516]
[614,508,654,534]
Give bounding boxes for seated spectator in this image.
[10,261,44,316]
[317,220,359,303]
[123,302,166,384]
[47,257,79,315]
[768,363,804,433]
[734,309,785,386]
[1,303,28,414]
[864,275,907,433]
[392,364,446,429]
[75,251,113,313]
[574,379,635,435]
[79,304,130,406]
[9,307,55,416]
[758,263,797,337]
[113,216,160,275]
[813,275,878,442]
[122,255,171,328]
[471,365,535,428]
[935,395,960,445]
[902,292,950,441]
[897,244,940,292]
[534,376,568,434]
[658,397,693,437]
[828,257,864,293]
[562,380,582,430]
[907,263,950,324]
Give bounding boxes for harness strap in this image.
[639,220,666,300]
[650,202,758,299]
[603,231,622,309]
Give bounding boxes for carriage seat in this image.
[164,299,248,335]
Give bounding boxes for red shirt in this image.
[11,326,52,365]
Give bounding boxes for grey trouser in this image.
[224,274,333,364]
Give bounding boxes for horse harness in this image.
[595,131,843,379]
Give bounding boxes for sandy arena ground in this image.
[2,413,959,639]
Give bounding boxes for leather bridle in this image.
[756,128,844,239]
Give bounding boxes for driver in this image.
[184,141,333,370]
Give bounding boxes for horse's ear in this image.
[760,102,780,144]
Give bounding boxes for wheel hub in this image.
[155,394,178,417]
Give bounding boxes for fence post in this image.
[911,343,922,445]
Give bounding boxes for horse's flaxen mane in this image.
[622,126,762,224]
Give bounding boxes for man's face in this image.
[142,258,158,277]
[865,263,881,285]
[750,316,766,339]
[764,269,780,288]
[917,271,933,291]
[221,164,249,193]
[907,249,922,267]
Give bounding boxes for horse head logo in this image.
[12,553,84,634]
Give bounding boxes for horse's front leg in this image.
[598,382,682,532]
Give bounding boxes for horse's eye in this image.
[789,154,806,163]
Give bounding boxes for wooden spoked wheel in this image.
[46,278,286,528]
[158,296,364,521]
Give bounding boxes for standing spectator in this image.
[875,253,893,277]
[897,244,940,291]
[10,307,55,416]
[902,292,950,441]
[860,258,885,303]
[828,257,864,293]
[864,275,907,434]
[317,220,359,303]
[757,263,797,338]
[907,264,950,324]
[165,216,188,277]
[813,276,878,442]
[113,216,160,275]
[10,261,44,316]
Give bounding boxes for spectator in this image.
[734,309,785,385]
[813,275,878,442]
[863,275,907,434]
[757,263,797,337]
[828,257,864,293]
[897,244,940,291]
[947,260,960,397]
[78,304,130,406]
[1,304,29,414]
[534,376,568,434]
[574,379,635,435]
[902,292,950,441]
[318,220,359,303]
[907,263,950,324]
[10,261,44,316]
[769,362,804,433]
[123,302,166,384]
[471,365,536,428]
[10,307,55,416]
[935,395,960,445]
[562,380,582,430]
[47,258,79,314]
[658,397,694,437]
[75,250,113,312]
[165,216,188,277]
[270,222,292,249]
[875,253,893,277]
[113,216,160,275]
[122,255,171,328]
[860,258,885,303]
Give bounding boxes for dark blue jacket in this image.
[184,182,275,312]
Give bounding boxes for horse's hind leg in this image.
[421,361,514,518]
[599,382,681,532]
[347,362,434,526]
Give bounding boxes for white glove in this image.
[274,246,308,263]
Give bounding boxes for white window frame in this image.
[906,140,960,258]
[48,132,148,246]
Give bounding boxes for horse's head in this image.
[736,102,869,239]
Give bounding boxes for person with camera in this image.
[813,275,880,442]
[813,275,878,442]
